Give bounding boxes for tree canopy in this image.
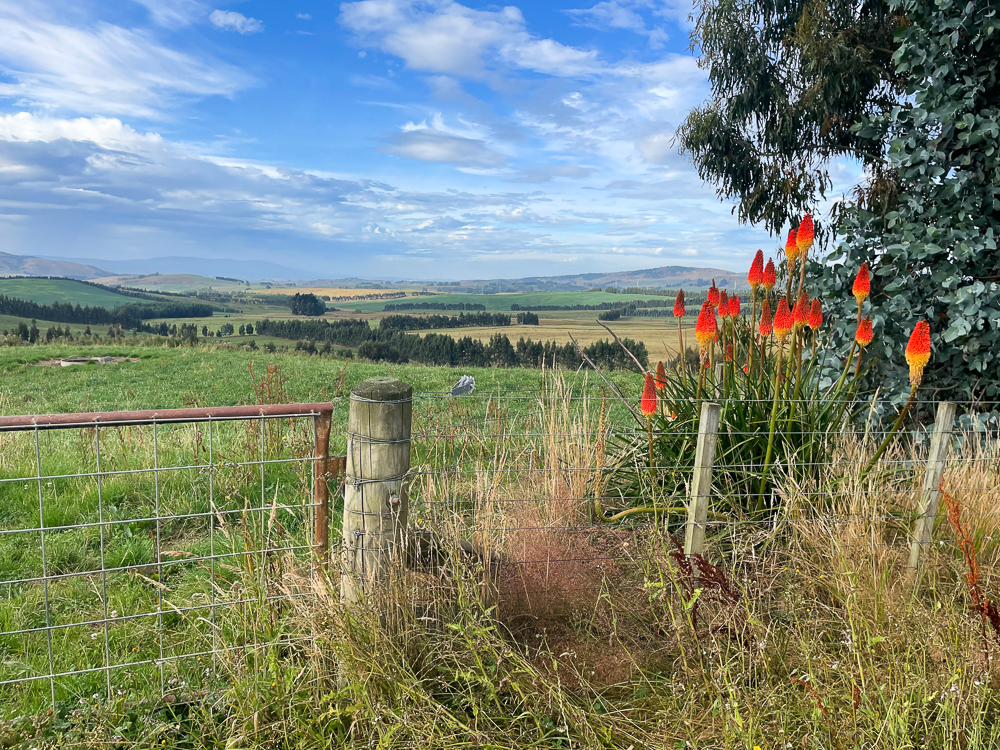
[817,0,1000,406]
[678,0,903,234]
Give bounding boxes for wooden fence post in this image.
[907,401,957,574]
[341,378,412,605]
[685,401,721,555]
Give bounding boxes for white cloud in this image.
[296,12,312,20]
[209,9,264,34]
[566,1,669,47]
[340,0,601,79]
[0,112,164,151]
[132,0,207,29]
[0,2,250,118]
[381,129,506,169]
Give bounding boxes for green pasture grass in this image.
[0,279,137,308]
[0,315,95,337]
[91,274,250,294]
[343,290,680,313]
[0,412,318,717]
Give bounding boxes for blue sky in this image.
[0,0,858,280]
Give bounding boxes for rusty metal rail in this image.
[0,402,336,431]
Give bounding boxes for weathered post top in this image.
[342,377,413,606]
[350,377,413,404]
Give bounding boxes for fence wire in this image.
[1,387,998,718]
[0,407,334,714]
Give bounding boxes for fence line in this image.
[0,402,343,714]
[1,379,997,717]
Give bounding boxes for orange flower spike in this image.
[640,372,658,417]
[673,289,685,317]
[905,321,932,388]
[797,214,814,255]
[725,343,734,361]
[763,259,777,293]
[853,263,871,305]
[655,360,667,391]
[728,295,741,317]
[773,298,794,342]
[718,289,730,319]
[695,300,717,349]
[855,317,874,348]
[748,250,764,291]
[792,292,810,330]
[707,280,720,309]
[759,298,773,337]
[785,227,800,263]
[808,298,822,330]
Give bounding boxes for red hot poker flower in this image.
[808,298,822,329]
[718,289,730,318]
[695,300,718,349]
[785,227,800,262]
[728,295,741,317]
[655,360,667,391]
[759,299,773,337]
[797,214,814,255]
[855,317,874,348]
[773,298,794,342]
[793,292,810,330]
[673,289,685,317]
[640,372,657,417]
[763,259,777,292]
[905,321,932,387]
[853,263,871,305]
[725,343,734,361]
[748,250,764,291]
[707,280,720,308]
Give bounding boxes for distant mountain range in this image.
[2,250,740,291]
[452,265,743,291]
[37,255,313,280]
[0,251,112,280]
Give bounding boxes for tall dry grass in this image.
[12,377,1000,749]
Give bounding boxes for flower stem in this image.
[647,416,654,478]
[677,318,687,387]
[863,387,918,473]
[757,346,785,510]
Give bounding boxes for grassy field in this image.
[344,290,679,313]
[0,280,696,359]
[92,274,251,293]
[0,278,139,308]
[415,314,691,353]
[0,344,997,747]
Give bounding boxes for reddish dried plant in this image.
[943,482,1000,646]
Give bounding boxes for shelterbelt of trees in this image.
[0,295,217,329]
[254,317,646,370]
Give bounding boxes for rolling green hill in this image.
[0,278,138,307]
[93,273,250,293]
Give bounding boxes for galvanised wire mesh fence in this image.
[2,377,998,718]
[0,403,339,716]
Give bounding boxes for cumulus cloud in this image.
[340,0,600,79]
[566,1,669,47]
[209,10,264,34]
[381,128,506,169]
[0,2,250,118]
